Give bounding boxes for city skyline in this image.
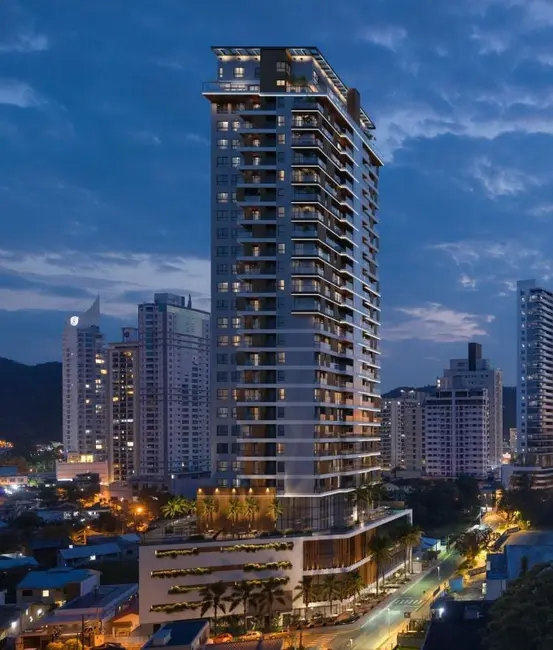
[2,0,553,389]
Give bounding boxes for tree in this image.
[320,575,340,615]
[345,571,364,604]
[161,496,186,520]
[367,534,392,596]
[394,523,421,574]
[46,642,64,650]
[453,530,490,563]
[244,496,260,529]
[200,496,218,528]
[485,564,553,650]
[199,581,228,633]
[96,511,121,534]
[228,581,259,632]
[62,640,83,650]
[257,579,287,630]
[293,577,316,616]
[267,497,283,524]
[227,498,245,533]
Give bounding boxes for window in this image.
[217,192,229,203]
[216,156,228,167]
[218,335,229,346]
[216,228,229,239]
[278,243,286,254]
[276,79,286,87]
[231,210,240,221]
[217,461,229,471]
[254,67,260,78]
[278,170,285,181]
[278,388,286,400]
[234,67,245,78]
[216,210,227,222]
[216,103,228,114]
[278,207,286,218]
[278,279,285,291]
[277,115,285,126]
[218,317,229,328]
[217,389,229,400]
[218,67,224,79]
[216,299,228,309]
[232,121,240,131]
[216,174,228,185]
[217,425,228,436]
[231,175,239,186]
[232,156,241,168]
[217,121,229,131]
[232,335,240,347]
[216,353,228,364]
[216,371,227,382]
[232,281,240,293]
[42,590,50,598]
[216,246,228,256]
[277,133,286,144]
[217,408,229,419]
[252,156,261,166]
[232,317,241,328]
[276,61,288,72]
[278,352,286,364]
[217,139,229,149]
[232,139,240,149]
[217,443,228,454]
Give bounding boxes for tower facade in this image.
[62,297,107,456]
[205,47,383,531]
[107,328,140,483]
[138,294,210,484]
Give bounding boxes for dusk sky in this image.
[1,0,551,389]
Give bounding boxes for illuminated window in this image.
[234,67,245,78]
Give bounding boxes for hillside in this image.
[0,358,62,448]
[382,385,516,440]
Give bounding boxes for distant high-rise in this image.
[138,294,210,485]
[438,342,503,468]
[516,280,553,481]
[107,328,140,483]
[62,297,107,456]
[382,391,426,473]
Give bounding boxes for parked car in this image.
[212,634,233,643]
[240,631,263,641]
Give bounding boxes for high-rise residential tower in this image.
[106,328,140,483]
[438,342,503,469]
[381,391,426,473]
[511,279,553,487]
[138,294,210,485]
[62,297,107,456]
[206,46,384,530]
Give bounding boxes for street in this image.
[301,552,460,650]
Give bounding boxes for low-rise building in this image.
[141,620,210,650]
[17,568,100,608]
[485,530,553,599]
[139,507,412,626]
[58,542,128,568]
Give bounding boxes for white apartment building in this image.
[106,328,140,484]
[425,389,489,478]
[62,297,107,457]
[381,391,426,472]
[438,342,502,469]
[138,294,210,485]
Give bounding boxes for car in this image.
[93,644,126,650]
[240,631,263,641]
[212,634,233,643]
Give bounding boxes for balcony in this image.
[203,81,261,93]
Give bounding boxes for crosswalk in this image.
[305,632,338,649]
[389,596,423,610]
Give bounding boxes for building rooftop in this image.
[506,530,553,546]
[424,600,492,650]
[210,45,376,133]
[17,568,97,590]
[0,554,38,570]
[143,620,209,649]
[59,542,121,561]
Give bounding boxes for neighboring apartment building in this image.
[107,328,140,483]
[438,342,503,469]
[514,280,553,487]
[62,297,107,457]
[138,294,210,485]
[381,391,426,472]
[136,45,413,628]
[425,389,489,478]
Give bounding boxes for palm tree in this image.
[267,497,283,525]
[200,496,218,528]
[199,581,228,633]
[182,498,196,516]
[321,575,340,615]
[228,581,258,632]
[345,571,364,604]
[161,496,185,520]
[370,482,387,508]
[227,498,245,534]
[354,485,370,518]
[394,523,421,575]
[337,579,350,609]
[293,577,316,617]
[257,579,287,631]
[367,534,392,596]
[244,496,260,529]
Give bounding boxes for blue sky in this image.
[1,0,552,389]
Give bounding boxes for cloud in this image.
[0,80,45,108]
[385,303,493,343]
[528,203,553,218]
[360,26,407,51]
[126,130,161,145]
[0,250,210,318]
[185,132,209,146]
[459,274,477,289]
[469,157,544,199]
[0,31,48,53]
